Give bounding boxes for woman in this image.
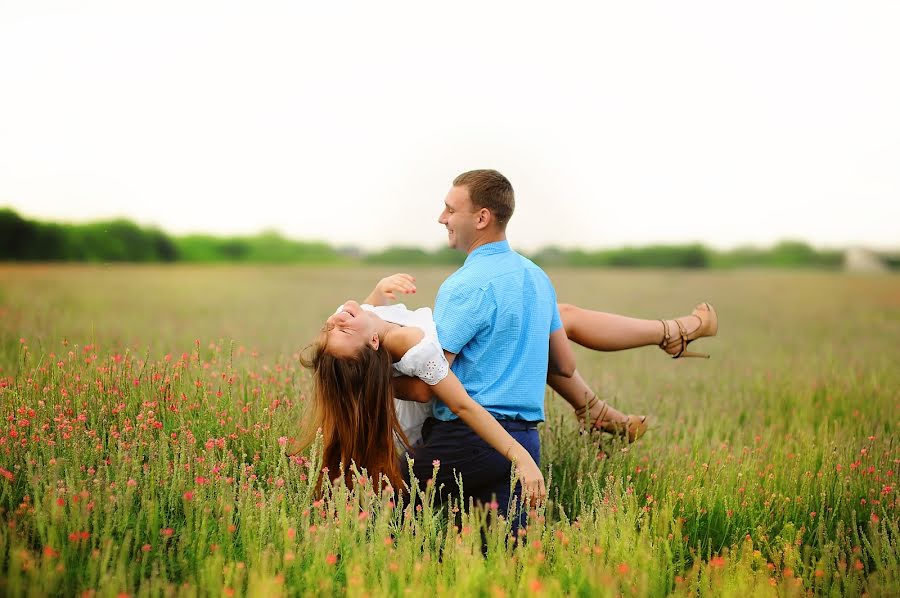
[292,273,717,503]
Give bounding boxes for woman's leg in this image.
[548,369,626,423]
[548,370,647,442]
[558,303,666,351]
[558,302,717,357]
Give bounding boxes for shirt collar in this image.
[464,240,511,264]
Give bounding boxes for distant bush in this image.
[175,231,343,264]
[0,207,883,269]
[711,241,842,269]
[364,246,465,266]
[880,253,900,271]
[0,209,178,262]
[532,244,710,268]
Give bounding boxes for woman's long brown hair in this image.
[293,336,409,493]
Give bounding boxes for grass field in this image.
[0,264,898,597]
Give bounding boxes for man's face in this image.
[438,185,480,252]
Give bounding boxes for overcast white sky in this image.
[1,1,898,251]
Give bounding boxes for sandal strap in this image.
[577,393,599,421]
[658,319,670,349]
[590,399,611,432]
[673,318,689,357]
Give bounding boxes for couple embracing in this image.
[291,169,718,523]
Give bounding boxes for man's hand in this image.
[364,273,417,306]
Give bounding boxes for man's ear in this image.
[475,207,493,230]
[369,334,380,351]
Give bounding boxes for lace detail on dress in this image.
[415,356,449,385]
[394,337,449,386]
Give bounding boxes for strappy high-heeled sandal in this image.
[659,302,718,359]
[578,395,647,444]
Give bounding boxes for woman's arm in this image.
[363,273,417,306]
[547,327,576,378]
[431,372,546,506]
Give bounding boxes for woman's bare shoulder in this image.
[384,326,425,361]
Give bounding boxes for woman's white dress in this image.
[336,303,449,448]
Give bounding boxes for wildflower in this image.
[529,579,543,592]
[183,491,194,501]
[141,544,151,552]
[326,553,338,566]
[160,528,174,538]
[870,513,880,524]
[617,563,630,575]
[287,527,296,540]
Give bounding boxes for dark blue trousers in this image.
[404,417,540,534]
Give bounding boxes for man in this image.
[400,169,575,525]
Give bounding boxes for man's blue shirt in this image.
[432,240,562,422]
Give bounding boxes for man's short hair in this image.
[453,169,515,229]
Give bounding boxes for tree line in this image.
[0,208,870,269]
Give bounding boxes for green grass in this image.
[0,264,897,596]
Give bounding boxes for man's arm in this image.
[547,328,576,378]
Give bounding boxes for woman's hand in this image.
[430,372,548,507]
[513,452,547,508]
[364,273,417,306]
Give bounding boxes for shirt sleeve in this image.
[394,338,450,386]
[434,283,492,354]
[549,292,563,333]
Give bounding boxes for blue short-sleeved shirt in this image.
[432,240,563,422]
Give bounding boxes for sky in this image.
[1,1,898,252]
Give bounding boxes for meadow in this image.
[0,264,897,597]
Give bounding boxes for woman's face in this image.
[322,300,379,358]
